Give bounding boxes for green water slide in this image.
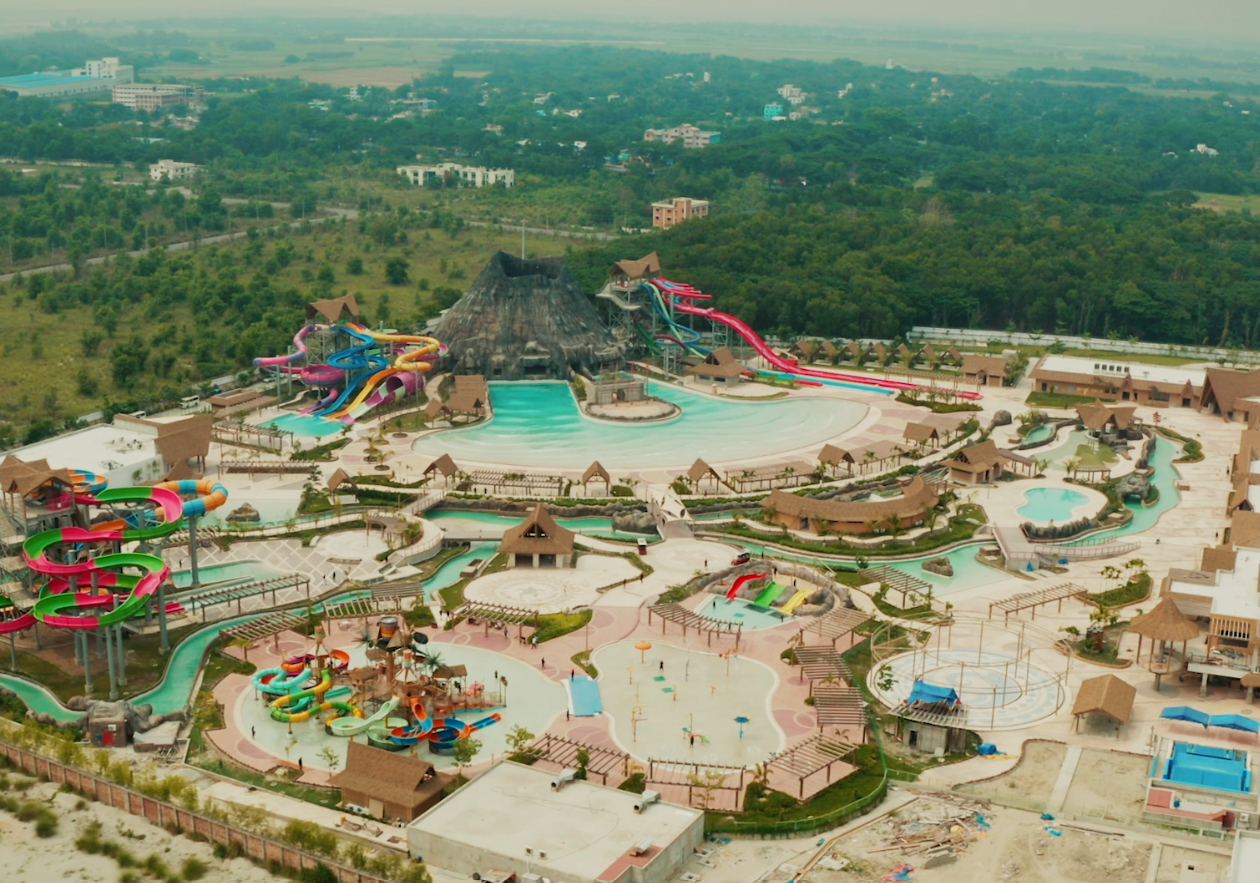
[753,582,786,608]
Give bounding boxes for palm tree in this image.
[885,513,904,541]
[228,636,254,662]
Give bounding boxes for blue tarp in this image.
[907,681,960,708]
[1160,706,1212,726]
[1209,714,1260,734]
[568,675,603,716]
[976,743,1002,756]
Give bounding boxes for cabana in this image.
[1072,674,1136,736]
[499,505,575,569]
[581,461,611,494]
[1129,597,1200,689]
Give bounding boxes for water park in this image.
[2,247,1260,883]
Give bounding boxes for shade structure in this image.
[1161,706,1212,726]
[1242,672,1260,689]
[1209,714,1260,734]
[1129,597,1200,642]
[908,680,961,708]
[634,640,652,663]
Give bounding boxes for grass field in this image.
[0,214,578,430]
[1194,192,1260,214]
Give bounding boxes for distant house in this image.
[1031,354,1202,407]
[764,103,784,120]
[961,354,1009,387]
[642,123,720,148]
[149,159,200,181]
[1200,368,1260,422]
[651,197,709,230]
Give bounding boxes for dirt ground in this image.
[1060,749,1152,824]
[0,780,279,883]
[810,798,1153,883]
[1154,845,1232,883]
[956,741,1067,812]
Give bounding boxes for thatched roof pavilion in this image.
[1071,674,1136,735]
[500,505,575,568]
[1129,596,1200,688]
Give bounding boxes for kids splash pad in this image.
[412,381,868,469]
[591,641,784,766]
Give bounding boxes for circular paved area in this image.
[869,647,1065,731]
[464,556,639,613]
[312,530,390,561]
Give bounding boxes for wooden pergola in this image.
[862,565,933,608]
[582,461,611,494]
[646,759,747,810]
[767,733,859,798]
[793,645,853,694]
[647,602,742,647]
[179,574,310,621]
[452,600,541,640]
[988,583,1086,622]
[221,610,308,646]
[812,684,868,738]
[220,460,315,477]
[528,734,630,785]
[798,606,871,649]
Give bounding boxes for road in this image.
[0,205,359,284]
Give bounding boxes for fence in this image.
[0,727,395,883]
[910,326,1260,365]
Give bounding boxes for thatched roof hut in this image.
[1071,674,1136,734]
[437,252,622,380]
[500,504,575,565]
[326,742,447,822]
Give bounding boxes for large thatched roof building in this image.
[500,504,575,568]
[437,252,623,380]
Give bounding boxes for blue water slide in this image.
[310,326,389,416]
[643,283,708,355]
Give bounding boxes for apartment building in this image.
[651,196,709,230]
[112,83,204,112]
[148,159,201,181]
[396,163,515,189]
[642,123,720,149]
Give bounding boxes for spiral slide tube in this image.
[308,324,392,417]
[652,277,983,400]
[327,332,445,423]
[388,696,501,746]
[15,480,229,632]
[254,324,318,369]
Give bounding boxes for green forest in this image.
[5,27,1260,439]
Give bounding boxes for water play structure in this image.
[254,318,444,425]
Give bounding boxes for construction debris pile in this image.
[868,795,992,867]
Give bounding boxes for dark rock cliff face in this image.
[437,251,623,380]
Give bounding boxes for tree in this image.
[346,255,364,275]
[451,736,481,773]
[575,747,590,780]
[505,725,536,760]
[385,256,410,285]
[876,664,896,692]
[228,636,253,662]
[317,746,340,773]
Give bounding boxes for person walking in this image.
[298,758,303,771]
[659,660,664,672]
[250,726,256,739]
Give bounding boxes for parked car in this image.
[731,549,751,565]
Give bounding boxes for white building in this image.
[0,57,134,99]
[407,762,704,883]
[1195,143,1220,157]
[112,83,204,112]
[8,422,164,491]
[149,159,201,181]
[396,163,514,188]
[642,123,720,149]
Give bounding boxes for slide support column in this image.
[188,516,201,589]
[104,627,118,701]
[156,585,169,654]
[115,624,127,687]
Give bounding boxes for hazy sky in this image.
[27,0,1260,43]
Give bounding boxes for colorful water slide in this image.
[254,324,317,369]
[328,695,400,737]
[282,653,313,675]
[652,277,983,400]
[326,331,445,423]
[156,479,229,519]
[753,582,786,608]
[253,667,314,695]
[308,324,390,417]
[328,649,350,671]
[270,670,362,723]
[780,589,812,615]
[726,572,768,600]
[643,282,707,356]
[389,700,501,746]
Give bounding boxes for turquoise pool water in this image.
[428,510,617,533]
[1018,488,1089,523]
[1024,425,1054,444]
[413,381,867,469]
[258,412,342,439]
[170,560,282,589]
[697,595,795,629]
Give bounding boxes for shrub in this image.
[182,857,209,880]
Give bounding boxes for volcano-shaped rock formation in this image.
[437,251,623,380]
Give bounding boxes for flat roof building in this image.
[651,197,709,230]
[397,162,514,189]
[0,57,133,99]
[113,83,204,112]
[6,422,164,490]
[1031,354,1204,408]
[642,123,719,148]
[406,761,704,883]
[149,159,201,181]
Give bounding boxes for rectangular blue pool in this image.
[1165,743,1252,793]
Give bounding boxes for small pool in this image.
[1018,487,1089,523]
[170,560,282,589]
[696,594,795,630]
[257,412,342,439]
[1024,424,1055,444]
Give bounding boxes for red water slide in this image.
[653,278,982,400]
[727,572,768,600]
